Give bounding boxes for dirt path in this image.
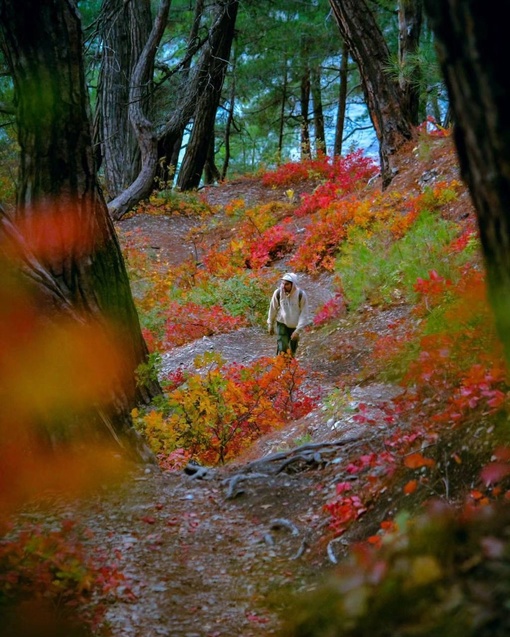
[71,195,404,636]
[6,140,471,637]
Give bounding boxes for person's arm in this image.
[267,290,279,333]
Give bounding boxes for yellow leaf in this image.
[409,555,442,586]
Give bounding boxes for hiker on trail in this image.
[267,272,310,356]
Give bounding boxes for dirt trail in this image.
[71,181,406,637]
[6,139,470,636]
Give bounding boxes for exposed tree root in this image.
[239,435,364,475]
[223,472,270,499]
[270,517,300,536]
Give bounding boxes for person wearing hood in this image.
[267,272,310,356]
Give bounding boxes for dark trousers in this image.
[276,321,297,356]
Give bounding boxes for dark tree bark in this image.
[299,36,312,160]
[176,0,238,191]
[398,0,423,126]
[0,0,161,461]
[277,59,289,161]
[424,0,510,364]
[334,42,349,156]
[203,135,221,185]
[311,66,326,155]
[163,0,206,184]
[156,0,238,193]
[300,67,311,160]
[328,0,415,188]
[221,61,237,181]
[94,0,153,200]
[107,0,171,220]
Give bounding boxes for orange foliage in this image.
[138,353,317,466]
[12,201,97,261]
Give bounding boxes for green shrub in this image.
[185,273,272,325]
[336,211,476,311]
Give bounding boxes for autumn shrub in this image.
[313,294,346,327]
[185,271,272,325]
[136,187,216,217]
[198,202,299,274]
[260,151,377,190]
[245,220,297,268]
[134,352,316,466]
[162,300,247,350]
[336,210,475,310]
[395,268,509,428]
[0,519,126,633]
[118,228,161,282]
[279,500,510,637]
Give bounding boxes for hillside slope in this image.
[7,136,500,637]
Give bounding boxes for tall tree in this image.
[311,65,326,154]
[299,38,312,160]
[424,0,510,364]
[0,0,160,460]
[328,0,415,188]
[176,0,238,191]
[94,0,153,200]
[106,0,171,220]
[164,0,206,182]
[398,0,424,126]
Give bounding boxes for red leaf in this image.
[403,479,418,494]
[481,462,510,486]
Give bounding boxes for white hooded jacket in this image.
[267,273,310,332]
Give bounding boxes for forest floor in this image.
[12,138,470,637]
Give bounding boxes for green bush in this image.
[185,273,272,325]
[336,211,476,310]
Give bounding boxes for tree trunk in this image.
[311,66,326,155]
[334,42,349,156]
[277,59,289,162]
[300,67,311,160]
[0,0,160,461]
[221,66,236,181]
[203,135,221,185]
[398,0,423,126]
[161,0,206,185]
[299,35,311,161]
[424,0,510,364]
[107,0,171,220]
[328,0,415,188]
[158,0,238,191]
[94,0,153,200]
[176,0,238,191]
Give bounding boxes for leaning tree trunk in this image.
[162,0,206,185]
[176,0,238,191]
[107,0,171,220]
[0,0,161,461]
[94,0,153,200]
[329,0,415,188]
[425,0,510,365]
